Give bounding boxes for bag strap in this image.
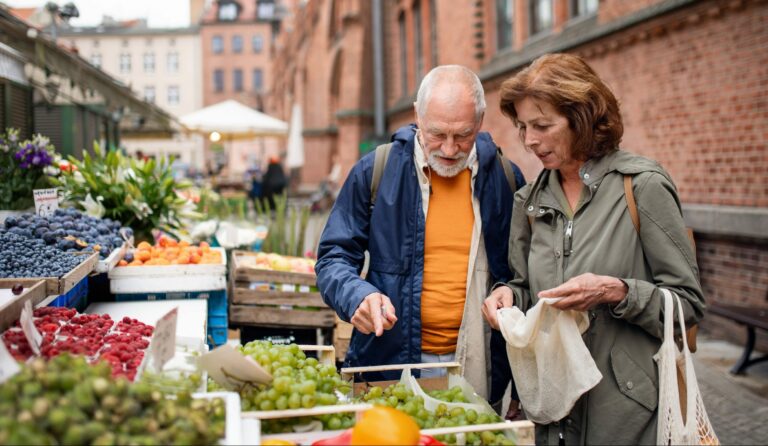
[497,147,517,195]
[370,143,393,210]
[625,174,698,352]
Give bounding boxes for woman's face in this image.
[513,97,577,172]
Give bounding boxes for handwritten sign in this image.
[20,300,42,356]
[149,307,178,372]
[33,188,59,217]
[198,344,272,390]
[0,341,21,384]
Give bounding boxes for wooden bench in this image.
[707,302,768,375]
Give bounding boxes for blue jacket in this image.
[315,124,524,380]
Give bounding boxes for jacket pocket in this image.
[368,258,408,275]
[610,346,658,412]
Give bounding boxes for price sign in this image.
[33,188,59,217]
[149,307,178,371]
[198,344,272,390]
[0,341,21,384]
[20,300,42,355]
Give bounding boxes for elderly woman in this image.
[482,53,705,444]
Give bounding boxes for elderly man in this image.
[315,65,524,401]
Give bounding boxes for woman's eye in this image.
[532,124,548,131]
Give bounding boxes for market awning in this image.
[179,100,288,139]
[0,7,175,133]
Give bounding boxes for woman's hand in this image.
[483,286,514,330]
[539,273,628,311]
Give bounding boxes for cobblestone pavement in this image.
[694,338,768,445]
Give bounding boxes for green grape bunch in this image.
[207,341,354,434]
[356,383,514,446]
[0,354,226,445]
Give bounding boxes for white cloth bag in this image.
[497,298,602,424]
[655,289,719,445]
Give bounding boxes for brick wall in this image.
[696,234,768,351]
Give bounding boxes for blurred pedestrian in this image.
[261,156,287,209]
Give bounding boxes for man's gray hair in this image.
[415,65,486,122]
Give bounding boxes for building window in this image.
[413,1,423,82]
[143,53,155,73]
[398,12,407,97]
[232,35,243,53]
[252,35,263,53]
[257,0,276,19]
[122,39,129,47]
[167,86,180,105]
[530,0,553,36]
[214,69,224,92]
[212,35,224,54]
[167,52,179,73]
[570,0,598,18]
[119,53,131,73]
[90,53,102,68]
[218,2,238,21]
[496,0,514,50]
[233,69,244,92]
[252,68,263,92]
[144,86,156,103]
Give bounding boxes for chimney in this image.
[190,0,207,25]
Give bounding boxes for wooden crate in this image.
[0,251,98,296]
[333,316,354,361]
[0,280,48,332]
[229,251,335,329]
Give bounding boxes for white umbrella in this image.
[179,99,288,138]
[285,103,304,169]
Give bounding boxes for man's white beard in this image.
[427,151,469,177]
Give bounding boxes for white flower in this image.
[134,201,153,220]
[80,194,105,218]
[43,166,59,176]
[73,170,86,184]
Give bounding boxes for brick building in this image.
[270,0,767,348]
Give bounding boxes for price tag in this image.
[281,283,297,292]
[0,341,21,384]
[33,188,59,217]
[149,307,178,371]
[198,344,272,390]
[20,300,42,355]
[298,285,310,293]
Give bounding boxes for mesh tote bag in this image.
[655,289,719,445]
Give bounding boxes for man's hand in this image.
[351,292,398,336]
[539,273,628,311]
[482,286,514,330]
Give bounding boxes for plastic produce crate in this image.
[48,276,89,312]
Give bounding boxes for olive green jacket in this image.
[506,150,705,445]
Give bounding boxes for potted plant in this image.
[0,128,57,212]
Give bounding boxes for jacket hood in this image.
[524,150,673,209]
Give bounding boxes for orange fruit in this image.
[137,241,152,250]
[350,406,420,445]
[136,250,151,262]
[128,260,143,266]
[118,260,128,267]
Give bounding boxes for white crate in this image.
[193,391,243,445]
[93,241,130,274]
[109,247,227,293]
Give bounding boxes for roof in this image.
[201,0,282,24]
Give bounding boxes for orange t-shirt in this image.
[421,168,474,354]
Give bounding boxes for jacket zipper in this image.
[563,219,573,271]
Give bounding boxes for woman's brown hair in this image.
[499,53,623,160]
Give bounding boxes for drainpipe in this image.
[372,0,386,138]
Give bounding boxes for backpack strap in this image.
[497,147,517,196]
[370,143,393,210]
